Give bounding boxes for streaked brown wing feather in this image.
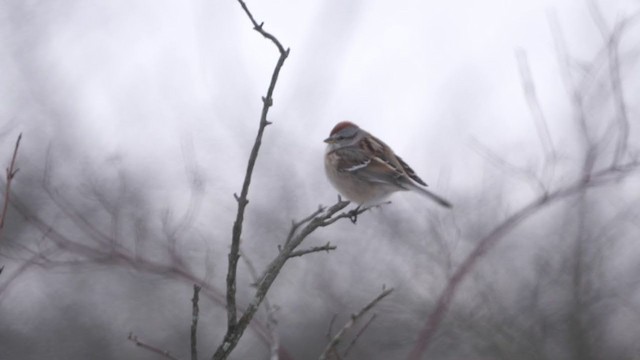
[395,154,428,186]
[332,131,427,189]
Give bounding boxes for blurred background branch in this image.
[319,287,393,360]
[0,134,22,235]
[409,7,640,359]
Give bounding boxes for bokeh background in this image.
[1,0,639,359]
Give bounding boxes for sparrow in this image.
[324,121,452,208]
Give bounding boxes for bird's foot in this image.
[347,206,361,224]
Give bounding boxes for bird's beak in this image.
[323,137,334,144]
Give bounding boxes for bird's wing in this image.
[333,134,411,188]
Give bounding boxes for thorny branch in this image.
[0,133,22,233]
[319,287,394,360]
[224,0,290,341]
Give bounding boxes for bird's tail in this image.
[411,185,453,208]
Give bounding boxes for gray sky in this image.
[4,0,636,199]
[1,1,639,359]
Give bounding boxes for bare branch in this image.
[548,12,596,175]
[214,199,374,359]
[288,242,337,258]
[586,6,640,168]
[319,288,394,360]
[191,285,201,360]
[607,21,630,166]
[128,332,182,360]
[4,189,293,358]
[224,0,290,339]
[213,0,388,348]
[407,160,640,359]
[236,0,287,55]
[320,202,382,227]
[285,206,324,245]
[0,133,22,233]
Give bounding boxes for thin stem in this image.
[0,133,22,232]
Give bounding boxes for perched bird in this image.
[324,121,452,208]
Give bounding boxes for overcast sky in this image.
[1,1,639,359]
[3,0,638,202]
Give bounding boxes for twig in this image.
[342,314,377,358]
[406,160,640,360]
[288,242,337,258]
[319,288,394,360]
[587,0,610,40]
[128,332,181,360]
[236,0,287,55]
[191,285,201,360]
[548,11,596,176]
[586,4,640,167]
[0,133,22,232]
[515,50,556,185]
[224,0,289,342]
[469,138,546,195]
[607,21,630,166]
